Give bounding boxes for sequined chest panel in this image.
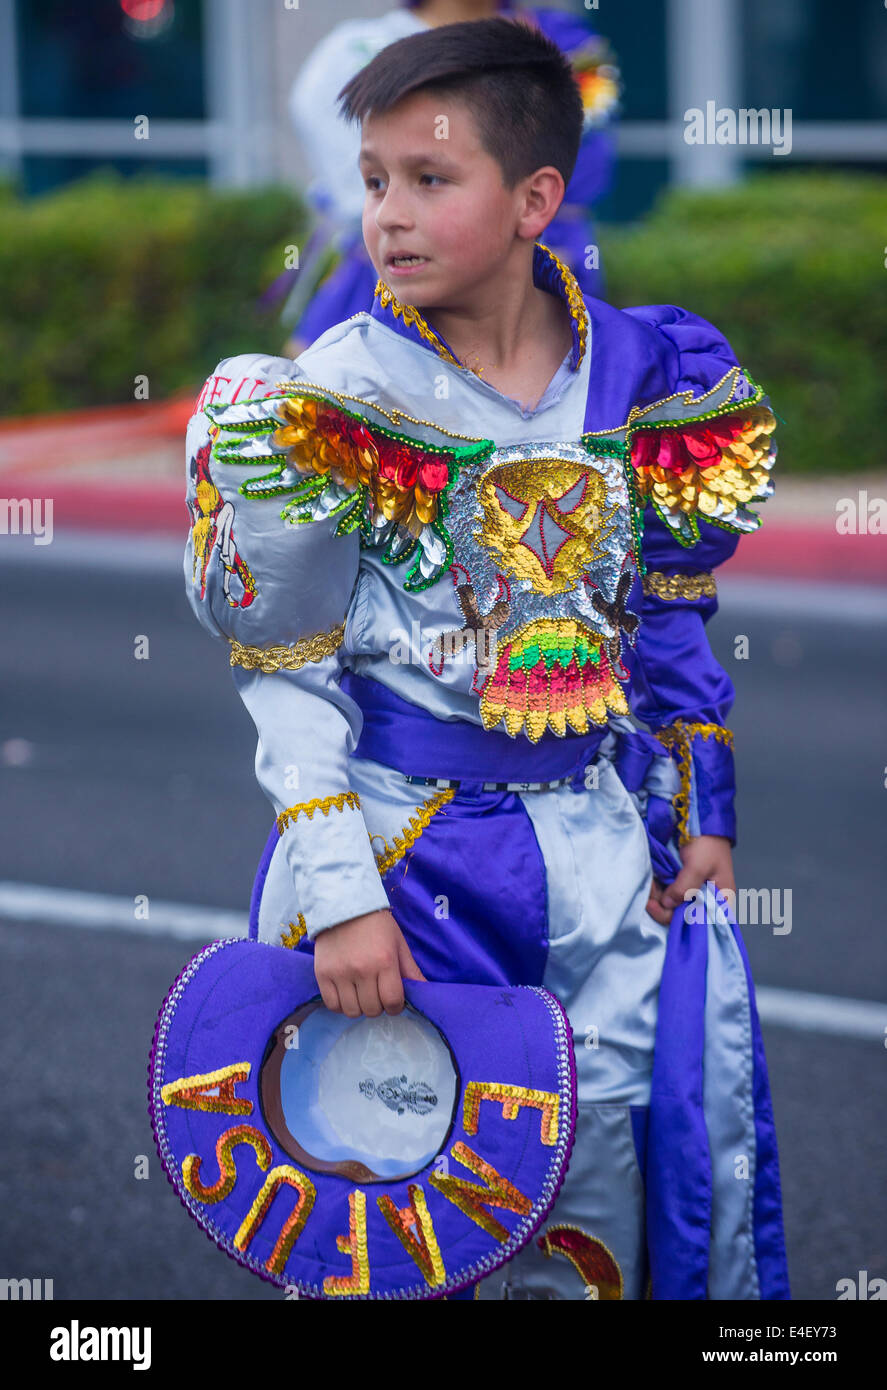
[436,440,641,741]
[204,384,645,744]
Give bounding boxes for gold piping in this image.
[371,787,456,876]
[582,366,747,440]
[642,571,717,601]
[373,283,461,366]
[538,242,589,368]
[229,620,345,674]
[277,791,362,833]
[654,719,734,847]
[263,378,489,439]
[371,241,589,375]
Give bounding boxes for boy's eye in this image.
[363,173,445,192]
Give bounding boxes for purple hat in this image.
[148,940,576,1299]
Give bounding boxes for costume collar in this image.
[370,241,589,375]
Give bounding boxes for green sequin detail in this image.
[508,629,602,674]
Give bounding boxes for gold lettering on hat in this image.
[378,1185,446,1288]
[234,1166,317,1275]
[182,1124,271,1205]
[324,1190,370,1295]
[429,1143,533,1242]
[161,1062,253,1115]
[463,1082,560,1146]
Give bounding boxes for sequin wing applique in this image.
[625,370,777,547]
[205,384,494,591]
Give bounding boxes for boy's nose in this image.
[374,186,414,232]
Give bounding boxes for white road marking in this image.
[0,881,246,942]
[754,986,887,1042]
[1,882,885,1040]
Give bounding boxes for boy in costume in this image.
[279,0,619,349]
[184,17,789,1299]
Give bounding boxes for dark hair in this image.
[337,16,583,190]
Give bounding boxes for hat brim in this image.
[148,939,576,1299]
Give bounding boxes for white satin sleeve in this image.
[184,352,391,938]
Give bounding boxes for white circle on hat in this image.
[273,1004,458,1180]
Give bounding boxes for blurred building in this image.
[0,0,884,217]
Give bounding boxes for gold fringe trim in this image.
[653,719,734,847]
[373,283,460,365]
[229,619,346,674]
[537,241,589,368]
[277,791,361,833]
[270,378,488,440]
[373,241,588,371]
[642,571,717,601]
[372,787,456,877]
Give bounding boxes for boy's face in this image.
[358,90,545,309]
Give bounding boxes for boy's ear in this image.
[518,166,566,238]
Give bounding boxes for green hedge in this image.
[0,168,883,473]
[0,170,305,415]
[598,171,887,474]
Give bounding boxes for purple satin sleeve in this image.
[691,737,738,843]
[622,303,740,400]
[583,301,738,435]
[624,507,741,844]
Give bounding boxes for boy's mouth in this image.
[386,253,430,271]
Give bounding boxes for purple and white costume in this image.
[184,242,790,1300]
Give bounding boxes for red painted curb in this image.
[0,478,187,534]
[0,392,196,437]
[0,394,197,472]
[721,525,885,584]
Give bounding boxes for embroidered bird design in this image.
[359,1076,439,1117]
[588,569,639,667]
[430,580,510,673]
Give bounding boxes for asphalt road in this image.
[1,538,885,1301]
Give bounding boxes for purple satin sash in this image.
[340,670,607,783]
[339,670,685,892]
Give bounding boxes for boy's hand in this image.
[313,907,426,1018]
[645,835,736,927]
